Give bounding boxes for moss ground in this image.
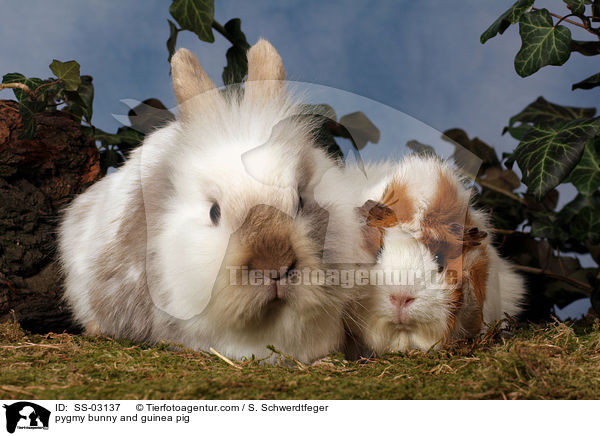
[1,318,599,399]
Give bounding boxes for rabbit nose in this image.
[248,246,296,273]
[272,258,297,280]
[389,294,415,308]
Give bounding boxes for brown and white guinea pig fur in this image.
[58,40,371,363]
[352,154,525,354]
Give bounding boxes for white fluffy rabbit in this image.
[58,40,371,363]
[351,155,525,354]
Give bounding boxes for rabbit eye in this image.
[433,252,445,273]
[210,202,221,225]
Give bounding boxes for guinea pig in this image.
[58,39,371,363]
[352,154,525,354]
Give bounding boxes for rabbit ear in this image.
[171,48,224,119]
[244,39,286,104]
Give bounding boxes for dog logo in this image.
[3,402,50,433]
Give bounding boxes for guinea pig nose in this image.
[389,294,415,308]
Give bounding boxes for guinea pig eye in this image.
[209,202,221,225]
[297,192,304,214]
[433,252,445,273]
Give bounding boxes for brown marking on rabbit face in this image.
[238,204,297,273]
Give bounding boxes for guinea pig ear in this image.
[244,38,286,104]
[358,200,398,228]
[171,48,224,120]
[450,223,487,247]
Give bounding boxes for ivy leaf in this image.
[558,193,590,222]
[443,128,500,171]
[571,40,600,56]
[565,136,600,196]
[480,0,534,44]
[169,0,215,43]
[529,211,568,242]
[127,98,175,134]
[480,167,521,191]
[507,96,596,129]
[514,9,572,78]
[563,0,591,16]
[572,72,600,90]
[167,19,179,63]
[475,189,526,230]
[2,73,43,102]
[513,117,600,199]
[63,75,94,123]
[223,46,247,85]
[503,124,533,141]
[339,112,380,151]
[77,75,94,123]
[18,100,46,139]
[223,18,250,48]
[49,60,81,91]
[300,104,337,121]
[406,140,437,156]
[570,203,600,243]
[222,19,250,85]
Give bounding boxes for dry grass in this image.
[1,318,599,399]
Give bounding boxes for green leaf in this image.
[223,46,247,85]
[570,203,600,243]
[127,98,175,134]
[475,189,525,230]
[63,75,94,123]
[480,0,534,44]
[514,9,572,77]
[571,40,600,56]
[507,96,596,129]
[572,72,600,91]
[339,112,380,151]
[503,124,533,141]
[557,193,590,222]
[2,73,43,102]
[169,0,215,43]
[77,75,94,123]
[513,117,600,199]
[223,18,250,48]
[18,100,46,139]
[443,128,500,169]
[563,0,591,16]
[300,104,337,121]
[406,140,437,156]
[49,60,81,91]
[529,211,564,241]
[565,136,600,196]
[480,167,522,191]
[221,19,250,85]
[167,19,179,63]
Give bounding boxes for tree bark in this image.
[0,100,101,333]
